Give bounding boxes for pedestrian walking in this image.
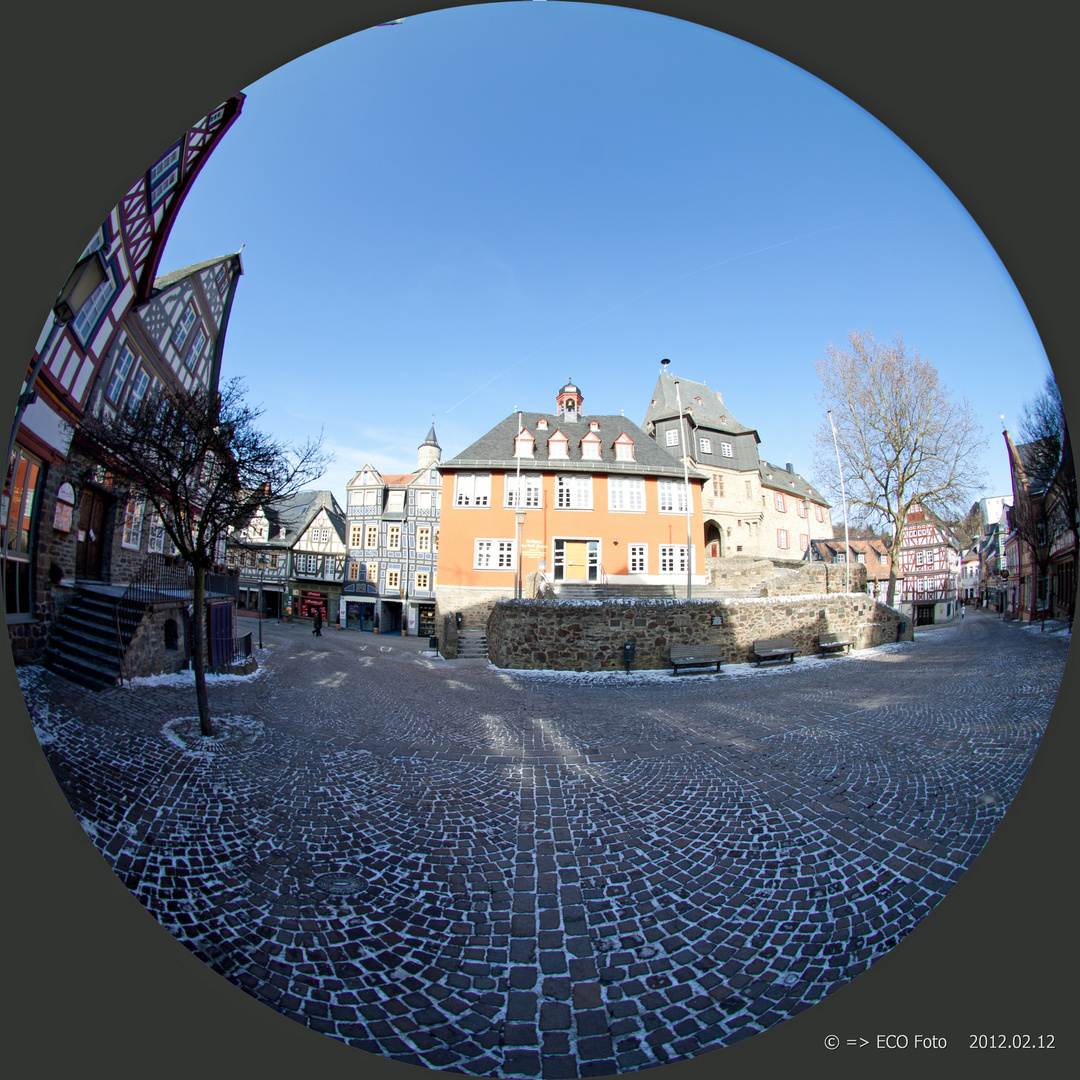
[961,603,966,620]
[313,608,323,637]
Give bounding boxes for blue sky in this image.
[158,2,1050,505]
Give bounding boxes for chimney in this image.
[786,461,793,474]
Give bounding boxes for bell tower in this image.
[556,378,583,423]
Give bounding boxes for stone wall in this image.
[707,555,776,593]
[122,602,191,680]
[435,584,513,635]
[487,594,912,671]
[706,555,866,599]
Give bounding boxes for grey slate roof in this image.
[151,251,243,293]
[254,489,346,546]
[445,412,706,480]
[758,459,830,507]
[642,373,756,437]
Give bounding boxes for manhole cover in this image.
[314,872,367,895]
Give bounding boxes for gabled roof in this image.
[151,251,243,293]
[445,411,706,479]
[643,373,756,437]
[759,459,830,507]
[810,536,892,574]
[240,489,345,547]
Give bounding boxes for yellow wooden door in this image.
[565,541,588,579]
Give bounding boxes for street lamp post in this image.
[257,552,267,649]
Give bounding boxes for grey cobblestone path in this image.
[20,609,1068,1076]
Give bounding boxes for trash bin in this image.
[429,636,438,649]
[622,640,636,673]
[896,619,907,641]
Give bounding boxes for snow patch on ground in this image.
[162,714,266,755]
[130,663,268,689]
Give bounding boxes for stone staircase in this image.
[45,588,146,689]
[456,630,489,659]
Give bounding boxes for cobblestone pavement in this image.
[20,609,1068,1076]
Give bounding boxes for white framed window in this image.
[800,533,809,551]
[474,539,516,569]
[454,473,491,507]
[185,326,207,369]
[386,568,400,590]
[121,497,144,549]
[365,524,378,549]
[515,431,535,457]
[417,526,431,552]
[548,432,569,458]
[777,528,789,549]
[721,442,733,458]
[349,525,363,549]
[658,480,688,514]
[857,552,866,564]
[147,511,166,554]
[215,264,230,296]
[581,435,601,459]
[125,368,150,414]
[415,571,430,591]
[666,429,679,446]
[556,474,592,509]
[608,476,645,512]
[418,490,432,509]
[660,545,690,573]
[296,553,320,575]
[629,544,647,573]
[745,480,752,498]
[505,475,542,508]
[387,525,401,550]
[364,489,378,506]
[699,437,712,454]
[815,504,824,522]
[173,303,197,350]
[387,490,405,513]
[310,526,330,543]
[775,492,786,513]
[106,345,137,404]
[615,436,634,461]
[796,499,806,518]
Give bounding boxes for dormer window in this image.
[548,430,569,458]
[614,433,635,461]
[536,418,548,430]
[515,429,535,457]
[589,420,600,431]
[581,432,601,460]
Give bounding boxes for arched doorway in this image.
[705,521,723,559]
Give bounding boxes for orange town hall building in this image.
[435,380,707,630]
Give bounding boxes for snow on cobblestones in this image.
[16,611,1067,1078]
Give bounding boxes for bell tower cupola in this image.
[417,423,441,470]
[556,378,583,423]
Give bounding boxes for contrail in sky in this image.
[444,222,873,414]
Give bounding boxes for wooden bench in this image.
[818,632,853,656]
[669,645,723,674]
[752,637,796,666]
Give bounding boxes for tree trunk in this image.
[192,562,213,736]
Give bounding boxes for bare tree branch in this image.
[812,330,988,606]
[78,378,330,734]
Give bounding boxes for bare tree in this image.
[813,330,987,607]
[1014,376,1077,619]
[79,378,329,734]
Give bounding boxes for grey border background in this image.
[2,2,1075,1075]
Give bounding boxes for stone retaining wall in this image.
[122,603,191,679]
[487,594,911,671]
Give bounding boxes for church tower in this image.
[418,423,441,470]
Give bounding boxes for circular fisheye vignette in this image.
[8,2,1071,1080]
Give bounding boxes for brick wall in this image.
[487,594,911,671]
[122,603,190,679]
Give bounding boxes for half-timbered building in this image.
[896,504,961,624]
[343,427,442,636]
[5,95,244,663]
